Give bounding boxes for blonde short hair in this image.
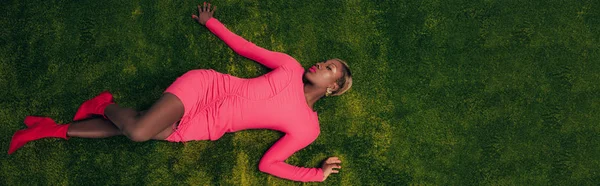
[331,58,353,96]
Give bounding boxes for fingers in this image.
[194,2,216,22]
[324,157,342,171]
[328,164,341,173]
[326,157,342,164]
[328,163,342,170]
[199,2,215,13]
[207,2,215,13]
[199,2,207,12]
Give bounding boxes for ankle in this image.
[101,103,116,120]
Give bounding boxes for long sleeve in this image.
[258,132,324,182]
[205,18,296,70]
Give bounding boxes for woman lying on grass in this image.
[9,2,351,182]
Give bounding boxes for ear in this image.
[328,83,340,92]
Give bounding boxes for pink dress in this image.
[163,18,323,182]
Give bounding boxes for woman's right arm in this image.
[192,2,295,70]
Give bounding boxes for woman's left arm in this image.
[258,133,325,182]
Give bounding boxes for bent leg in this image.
[104,93,184,142]
[66,113,176,140]
[140,110,178,140]
[67,118,122,138]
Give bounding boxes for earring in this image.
[326,88,332,97]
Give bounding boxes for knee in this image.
[124,127,152,142]
[127,132,151,142]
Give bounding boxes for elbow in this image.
[258,161,272,173]
[230,42,251,55]
[233,41,263,58]
[232,47,251,57]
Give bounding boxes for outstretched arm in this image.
[257,131,343,182]
[258,133,324,182]
[192,2,295,69]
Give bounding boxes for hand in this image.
[321,157,342,181]
[192,2,216,25]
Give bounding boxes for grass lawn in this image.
[1,0,599,185]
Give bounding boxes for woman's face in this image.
[304,59,344,90]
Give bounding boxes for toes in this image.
[24,116,46,128]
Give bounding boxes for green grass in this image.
[1,0,599,185]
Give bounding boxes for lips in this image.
[309,66,316,73]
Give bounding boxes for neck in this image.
[303,82,325,111]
